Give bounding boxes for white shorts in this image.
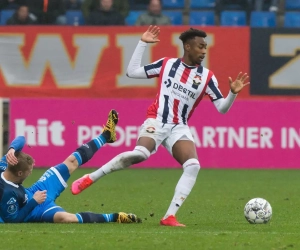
[138,118,194,155]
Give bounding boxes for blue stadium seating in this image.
[190,0,216,9]
[250,11,276,27]
[285,0,300,10]
[125,11,144,25]
[0,10,14,25]
[162,0,184,9]
[189,11,215,26]
[128,0,147,10]
[220,11,247,26]
[284,12,300,27]
[66,11,85,25]
[163,11,183,25]
[125,11,183,26]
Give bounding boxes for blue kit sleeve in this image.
[8,136,26,152]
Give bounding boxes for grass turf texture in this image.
[0,168,299,250]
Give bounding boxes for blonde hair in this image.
[8,151,34,175]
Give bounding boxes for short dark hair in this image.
[179,28,207,43]
[8,151,34,175]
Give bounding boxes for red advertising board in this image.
[0,26,250,99]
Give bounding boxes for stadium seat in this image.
[128,0,147,10]
[189,11,215,26]
[66,10,85,25]
[284,12,300,27]
[220,11,247,26]
[0,10,14,25]
[125,11,144,25]
[285,0,300,10]
[250,11,276,27]
[190,0,216,9]
[162,0,184,9]
[163,11,183,25]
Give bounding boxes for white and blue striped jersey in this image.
[144,57,223,124]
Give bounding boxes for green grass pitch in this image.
[1,168,299,250]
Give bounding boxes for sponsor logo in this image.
[164,78,197,99]
[39,176,47,182]
[164,79,172,88]
[7,198,16,205]
[15,119,65,146]
[173,83,196,99]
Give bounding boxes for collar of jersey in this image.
[1,172,19,188]
[180,60,198,69]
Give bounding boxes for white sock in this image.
[163,159,200,219]
[89,146,150,182]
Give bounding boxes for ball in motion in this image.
[244,198,272,224]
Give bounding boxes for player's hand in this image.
[6,148,18,166]
[229,72,250,94]
[33,190,47,204]
[141,25,160,43]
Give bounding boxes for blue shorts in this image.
[24,163,70,223]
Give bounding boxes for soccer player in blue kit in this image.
[0,110,141,224]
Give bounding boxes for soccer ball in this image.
[244,198,272,224]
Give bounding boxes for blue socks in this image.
[72,134,106,166]
[76,212,118,223]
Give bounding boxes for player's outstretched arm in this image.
[229,72,250,94]
[126,25,161,79]
[211,72,250,114]
[141,25,160,43]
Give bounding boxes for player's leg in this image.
[71,140,153,195]
[28,110,118,202]
[65,109,119,175]
[52,211,141,224]
[160,126,200,227]
[38,201,141,223]
[71,118,168,195]
[90,136,155,179]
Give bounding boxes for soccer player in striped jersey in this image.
[0,110,141,224]
[72,26,250,227]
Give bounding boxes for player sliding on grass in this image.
[0,110,141,224]
[72,26,250,227]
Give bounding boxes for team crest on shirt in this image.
[192,74,202,90]
[7,204,17,214]
[193,75,202,85]
[146,126,155,133]
[7,198,17,214]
